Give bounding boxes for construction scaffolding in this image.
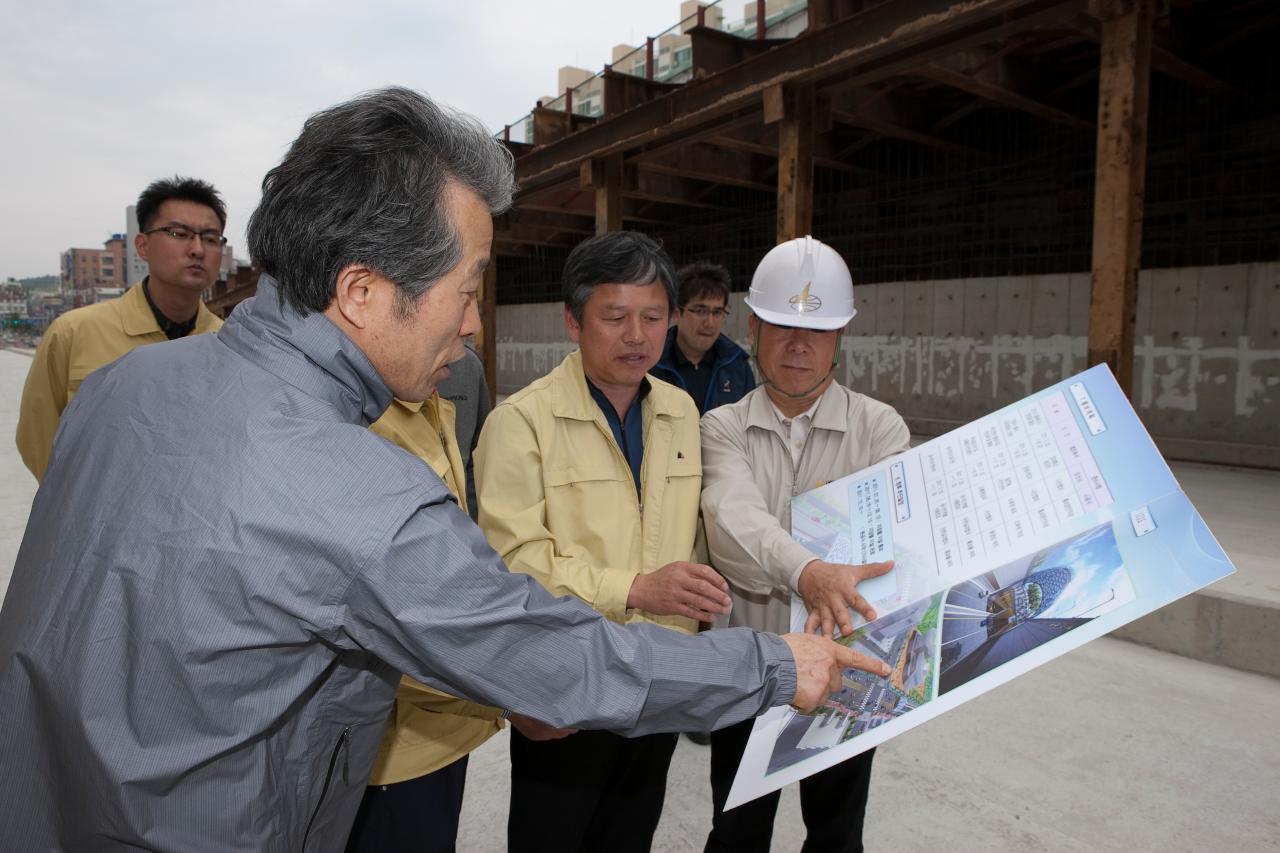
[490,0,1280,466]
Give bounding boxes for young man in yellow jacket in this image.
[350,373,572,853]
[16,177,226,481]
[345,391,501,852]
[475,232,733,853]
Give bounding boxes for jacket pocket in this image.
[301,725,352,851]
[66,365,96,400]
[544,465,629,489]
[664,455,701,481]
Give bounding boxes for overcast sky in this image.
[0,0,688,279]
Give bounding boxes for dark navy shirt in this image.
[586,377,651,500]
[668,342,714,415]
[142,277,198,340]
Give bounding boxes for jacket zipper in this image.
[596,416,644,517]
[766,426,798,495]
[793,426,813,496]
[300,725,351,851]
[617,418,645,515]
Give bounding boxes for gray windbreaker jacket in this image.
[0,276,796,852]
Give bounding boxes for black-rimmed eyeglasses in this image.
[683,305,729,319]
[145,224,228,247]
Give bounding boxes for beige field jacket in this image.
[700,382,911,635]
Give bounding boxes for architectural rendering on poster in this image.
[939,523,1134,693]
[767,592,943,775]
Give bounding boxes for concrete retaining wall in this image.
[496,262,1280,467]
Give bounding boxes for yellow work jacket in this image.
[15,282,222,481]
[475,350,705,635]
[366,395,504,786]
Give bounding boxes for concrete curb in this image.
[1113,587,1280,680]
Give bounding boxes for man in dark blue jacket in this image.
[651,261,755,414]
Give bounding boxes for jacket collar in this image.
[745,379,847,434]
[216,274,393,426]
[551,350,684,421]
[120,279,222,337]
[709,331,748,365]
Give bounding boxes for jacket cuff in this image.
[788,558,818,594]
[771,535,822,591]
[760,631,798,707]
[598,567,641,621]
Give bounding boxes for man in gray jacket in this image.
[0,90,882,852]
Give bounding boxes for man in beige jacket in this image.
[700,237,911,853]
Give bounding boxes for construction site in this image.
[454,4,1280,842]
[12,0,1277,849]
[461,0,1275,461]
[211,0,1280,709]
[202,0,1280,468]
[204,1,1274,458]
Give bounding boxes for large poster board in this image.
[726,364,1236,809]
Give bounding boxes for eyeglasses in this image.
[683,305,729,319]
[145,224,228,247]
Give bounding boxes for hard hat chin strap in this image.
[750,324,843,400]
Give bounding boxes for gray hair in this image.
[248,86,514,315]
[562,231,676,323]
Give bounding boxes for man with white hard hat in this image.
[699,236,911,853]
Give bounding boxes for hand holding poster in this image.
[726,364,1236,808]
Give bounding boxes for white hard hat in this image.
[744,236,856,331]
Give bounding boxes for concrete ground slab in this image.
[1116,587,1280,678]
[2,348,1277,850]
[0,349,38,601]
[460,638,1280,852]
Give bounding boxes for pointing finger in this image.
[856,560,895,581]
[827,664,842,696]
[834,645,890,678]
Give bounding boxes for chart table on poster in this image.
[922,385,1115,575]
